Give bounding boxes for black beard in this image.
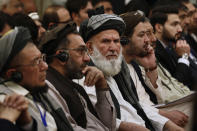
[68,71,84,80]
[136,43,150,57]
[162,33,176,43]
[29,85,48,95]
[162,28,176,44]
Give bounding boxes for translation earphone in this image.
[10,71,23,83]
[55,50,69,62]
[120,36,130,46]
[0,71,23,84]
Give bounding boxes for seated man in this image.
[0,26,99,131]
[39,22,116,131]
[79,13,184,131]
[28,12,46,42]
[120,11,193,129]
[183,1,197,53]
[150,5,197,89]
[0,26,75,130]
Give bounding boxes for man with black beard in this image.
[183,1,197,53]
[120,11,194,129]
[150,5,197,89]
[40,22,116,131]
[80,13,184,131]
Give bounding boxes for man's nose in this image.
[109,41,119,52]
[40,61,48,71]
[83,52,90,62]
[177,25,183,33]
[144,34,150,43]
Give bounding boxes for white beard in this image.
[90,46,123,76]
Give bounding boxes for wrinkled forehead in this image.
[95,29,120,40]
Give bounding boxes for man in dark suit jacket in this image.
[185,34,197,53]
[183,1,197,53]
[0,119,20,131]
[150,5,197,89]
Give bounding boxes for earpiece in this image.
[0,71,23,84]
[10,71,23,83]
[55,51,69,62]
[120,36,130,46]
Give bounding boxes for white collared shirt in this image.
[74,77,168,131]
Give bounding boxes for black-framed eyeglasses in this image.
[11,54,47,68]
[61,47,88,56]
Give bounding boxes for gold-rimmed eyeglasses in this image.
[11,54,47,68]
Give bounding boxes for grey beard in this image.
[90,46,122,76]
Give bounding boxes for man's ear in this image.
[155,23,163,33]
[54,50,68,65]
[5,68,17,79]
[86,41,93,55]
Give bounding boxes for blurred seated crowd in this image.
[0,0,197,131]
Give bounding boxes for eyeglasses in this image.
[11,54,46,68]
[62,47,88,56]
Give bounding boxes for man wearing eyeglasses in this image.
[183,1,197,53]
[0,27,45,130]
[0,26,80,131]
[40,22,116,131]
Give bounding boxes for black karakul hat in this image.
[39,21,77,56]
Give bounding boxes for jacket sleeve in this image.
[0,119,20,131]
[95,90,116,131]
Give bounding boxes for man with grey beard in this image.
[79,13,185,131]
[89,44,123,77]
